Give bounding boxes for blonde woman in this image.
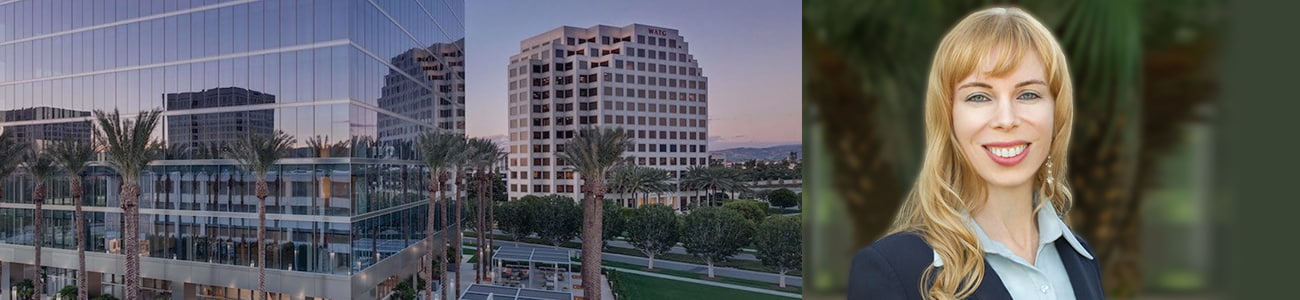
[848,7,1103,300]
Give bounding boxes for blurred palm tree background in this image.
[803,0,1223,298]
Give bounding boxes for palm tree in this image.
[48,138,96,300]
[448,135,470,300]
[0,131,31,203]
[464,138,504,284]
[0,130,30,204]
[558,127,633,299]
[93,108,163,300]
[612,166,672,207]
[225,131,295,300]
[23,149,58,300]
[416,131,462,300]
[683,166,745,206]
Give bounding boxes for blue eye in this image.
[965,94,991,103]
[1018,92,1042,101]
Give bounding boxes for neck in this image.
[972,182,1037,244]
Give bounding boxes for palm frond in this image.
[558,127,634,180]
[416,130,467,172]
[47,137,98,178]
[23,149,59,182]
[93,109,164,184]
[0,131,32,180]
[225,131,296,179]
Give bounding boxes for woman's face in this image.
[951,51,1055,189]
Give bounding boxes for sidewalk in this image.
[465,237,803,287]
[608,266,801,298]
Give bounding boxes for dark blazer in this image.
[847,232,1104,299]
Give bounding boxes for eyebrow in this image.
[957,79,1047,90]
[957,82,992,90]
[1015,79,1047,88]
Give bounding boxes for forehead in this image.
[961,48,1047,83]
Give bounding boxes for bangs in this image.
[937,8,1050,88]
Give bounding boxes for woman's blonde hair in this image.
[886,7,1075,299]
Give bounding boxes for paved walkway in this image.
[607,266,801,298]
[482,229,762,260]
[466,237,803,287]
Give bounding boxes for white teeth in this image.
[988,144,1027,158]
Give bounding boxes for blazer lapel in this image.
[970,259,1012,299]
[1055,239,1104,299]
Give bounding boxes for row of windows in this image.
[605,115,708,128]
[515,88,706,105]
[512,130,704,155]
[510,171,576,180]
[636,34,679,48]
[508,157,703,181]
[522,58,699,78]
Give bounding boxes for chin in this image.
[974,167,1038,189]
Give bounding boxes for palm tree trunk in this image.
[581,178,606,300]
[478,174,487,284]
[453,170,464,300]
[486,175,496,284]
[426,176,439,300]
[256,179,269,300]
[73,177,87,300]
[33,182,46,300]
[122,182,141,300]
[474,173,484,284]
[438,172,450,300]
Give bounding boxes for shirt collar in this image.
[932,199,1093,267]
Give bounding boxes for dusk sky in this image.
[464,0,802,150]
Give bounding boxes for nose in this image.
[990,97,1020,130]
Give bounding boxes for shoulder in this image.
[847,232,936,300]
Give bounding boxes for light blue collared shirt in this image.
[933,202,1094,299]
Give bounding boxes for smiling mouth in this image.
[982,142,1030,166]
[985,144,1027,158]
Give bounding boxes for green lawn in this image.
[616,272,798,300]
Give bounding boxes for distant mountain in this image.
[710,144,802,162]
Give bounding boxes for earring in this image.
[1045,155,1054,184]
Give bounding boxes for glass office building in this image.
[0,0,465,299]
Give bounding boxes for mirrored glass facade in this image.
[0,0,464,299]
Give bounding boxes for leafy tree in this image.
[722,200,769,224]
[59,285,77,300]
[602,200,628,247]
[681,207,754,278]
[16,279,34,300]
[391,279,417,300]
[496,198,536,241]
[768,188,799,209]
[625,204,681,269]
[532,195,581,246]
[755,216,802,288]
